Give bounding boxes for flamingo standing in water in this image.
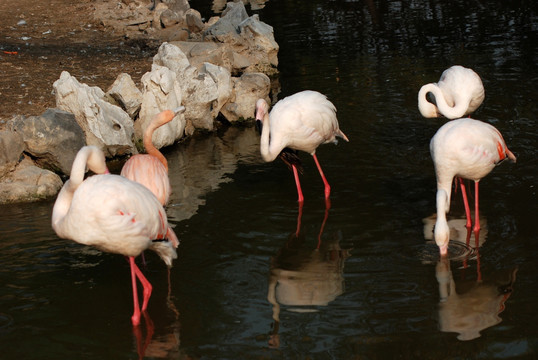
[52,146,179,326]
[418,65,485,119]
[255,90,349,204]
[430,118,516,256]
[121,107,185,205]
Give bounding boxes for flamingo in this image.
[52,145,179,326]
[255,90,349,204]
[418,65,485,119]
[430,118,516,256]
[121,107,185,205]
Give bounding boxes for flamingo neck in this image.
[419,84,468,119]
[259,112,281,162]
[143,123,168,172]
[434,189,450,254]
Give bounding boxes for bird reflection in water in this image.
[436,253,517,341]
[267,206,350,348]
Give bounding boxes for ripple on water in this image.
[417,240,477,265]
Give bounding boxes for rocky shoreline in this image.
[0,0,277,204]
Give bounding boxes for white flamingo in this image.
[52,146,179,326]
[430,118,516,255]
[418,65,485,119]
[255,90,349,204]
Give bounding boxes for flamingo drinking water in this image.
[430,118,516,256]
[52,146,179,326]
[255,90,349,204]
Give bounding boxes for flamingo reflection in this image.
[435,235,517,341]
[267,206,350,348]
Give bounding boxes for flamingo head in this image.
[255,98,269,135]
[85,145,108,175]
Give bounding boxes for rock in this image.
[8,108,85,175]
[53,71,137,157]
[205,2,248,38]
[185,8,204,33]
[0,130,24,178]
[171,41,234,72]
[200,62,233,119]
[237,14,279,70]
[153,42,218,133]
[160,9,181,28]
[106,73,143,118]
[221,72,270,122]
[163,0,190,14]
[0,156,63,204]
[138,65,186,149]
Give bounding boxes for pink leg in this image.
[312,154,330,199]
[316,206,330,250]
[295,202,303,238]
[459,178,472,229]
[130,257,141,326]
[292,165,304,204]
[473,181,481,234]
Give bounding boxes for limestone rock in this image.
[200,62,233,119]
[53,71,136,157]
[0,130,24,178]
[106,73,143,118]
[221,72,270,122]
[8,108,85,175]
[185,8,204,33]
[138,65,186,149]
[0,156,63,204]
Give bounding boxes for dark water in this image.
[1,0,537,358]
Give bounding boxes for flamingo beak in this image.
[173,106,186,115]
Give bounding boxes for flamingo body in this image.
[52,146,178,326]
[430,118,516,255]
[419,66,485,119]
[256,90,348,203]
[121,107,185,205]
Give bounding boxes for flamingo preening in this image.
[255,90,349,204]
[52,146,179,326]
[418,65,485,119]
[430,118,516,256]
[121,107,185,205]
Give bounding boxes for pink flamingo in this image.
[418,65,485,119]
[430,118,516,256]
[52,146,179,326]
[121,107,185,205]
[255,90,349,204]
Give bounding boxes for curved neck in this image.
[420,84,468,119]
[143,123,168,171]
[259,112,281,162]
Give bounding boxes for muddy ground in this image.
[0,0,162,126]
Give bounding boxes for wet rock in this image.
[138,65,186,149]
[0,156,63,204]
[106,73,143,118]
[221,72,270,122]
[53,71,137,157]
[0,130,24,178]
[8,108,85,175]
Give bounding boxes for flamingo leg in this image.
[295,202,303,238]
[459,177,472,229]
[316,206,330,250]
[473,181,481,234]
[129,257,153,326]
[292,165,304,204]
[312,154,331,200]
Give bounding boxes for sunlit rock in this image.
[221,72,270,122]
[8,109,85,176]
[138,65,186,149]
[106,73,143,119]
[53,71,136,157]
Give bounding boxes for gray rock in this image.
[53,71,136,157]
[185,8,204,33]
[221,72,270,122]
[0,129,24,178]
[106,73,143,119]
[205,2,248,38]
[0,156,63,204]
[8,108,85,175]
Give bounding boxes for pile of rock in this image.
[0,1,278,204]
